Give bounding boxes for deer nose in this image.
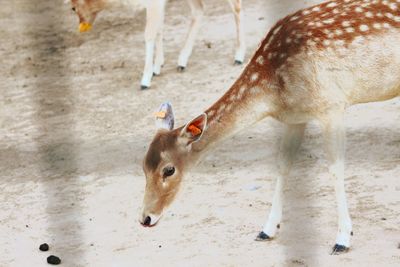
[143,216,151,226]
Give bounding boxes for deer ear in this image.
[155,102,175,131]
[180,113,207,145]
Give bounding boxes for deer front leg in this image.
[227,0,245,64]
[141,0,166,89]
[177,0,204,71]
[256,123,306,241]
[321,114,352,254]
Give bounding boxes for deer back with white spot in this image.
[222,0,400,121]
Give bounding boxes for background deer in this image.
[69,0,246,89]
[141,0,400,254]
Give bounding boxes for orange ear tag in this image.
[188,124,202,136]
[155,111,166,119]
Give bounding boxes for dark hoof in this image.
[331,244,349,255]
[255,231,272,241]
[153,72,160,77]
[234,60,243,65]
[177,66,185,72]
[140,85,149,90]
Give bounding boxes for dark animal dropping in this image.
[39,243,49,251]
[47,255,61,265]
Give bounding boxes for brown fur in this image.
[144,130,179,171]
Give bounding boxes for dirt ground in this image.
[0,0,399,266]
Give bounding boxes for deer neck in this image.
[191,64,278,156]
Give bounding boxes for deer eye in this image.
[163,166,175,178]
[72,7,76,12]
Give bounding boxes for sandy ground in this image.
[0,0,399,266]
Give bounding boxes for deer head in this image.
[69,0,106,32]
[140,103,207,227]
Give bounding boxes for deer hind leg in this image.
[256,123,306,241]
[153,11,165,76]
[177,0,204,71]
[321,113,352,254]
[227,0,245,64]
[141,0,167,89]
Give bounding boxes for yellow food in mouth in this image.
[79,22,92,32]
[155,111,166,119]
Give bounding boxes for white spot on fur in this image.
[251,73,259,82]
[323,18,335,24]
[256,55,264,65]
[335,29,343,35]
[312,6,321,12]
[327,2,338,8]
[373,23,382,29]
[389,3,398,10]
[355,6,363,12]
[385,12,394,19]
[359,24,369,31]
[307,39,317,46]
[365,11,374,18]
[342,21,351,27]
[236,86,246,99]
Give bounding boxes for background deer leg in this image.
[227,0,245,64]
[256,123,306,241]
[141,0,166,89]
[177,0,204,71]
[153,11,165,76]
[321,113,352,254]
